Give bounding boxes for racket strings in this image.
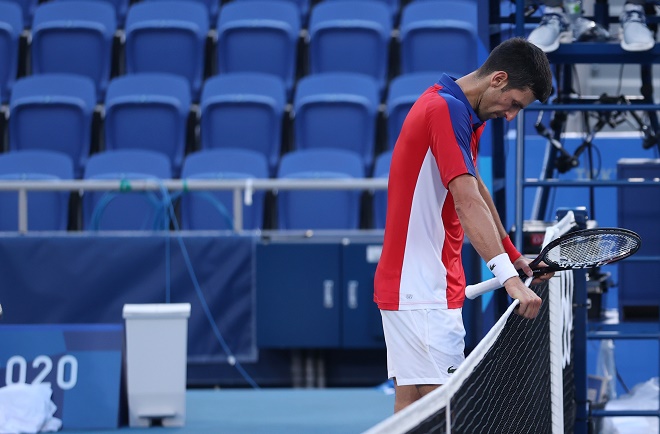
[545,233,639,268]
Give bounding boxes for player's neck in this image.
[456,71,489,113]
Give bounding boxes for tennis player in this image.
[374,37,554,412]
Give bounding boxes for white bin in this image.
[122,303,191,427]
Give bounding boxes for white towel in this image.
[0,383,62,433]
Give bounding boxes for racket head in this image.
[537,227,641,272]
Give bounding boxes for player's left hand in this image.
[513,255,554,284]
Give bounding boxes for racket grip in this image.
[466,269,540,299]
[465,277,502,299]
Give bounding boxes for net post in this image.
[549,279,565,432]
[557,207,589,434]
[572,269,589,434]
[549,271,569,433]
[544,211,577,434]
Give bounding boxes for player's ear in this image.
[491,71,508,89]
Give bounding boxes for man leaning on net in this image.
[373,37,555,413]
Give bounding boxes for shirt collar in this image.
[437,73,483,129]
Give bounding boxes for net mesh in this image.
[365,277,576,434]
[408,281,552,434]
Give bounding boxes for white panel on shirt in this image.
[399,149,450,310]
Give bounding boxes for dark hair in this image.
[476,37,553,103]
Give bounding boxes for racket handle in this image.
[465,277,502,299]
[465,269,541,299]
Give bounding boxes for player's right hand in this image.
[504,277,541,319]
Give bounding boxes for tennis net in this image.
[364,271,576,434]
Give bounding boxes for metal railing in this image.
[0,178,389,233]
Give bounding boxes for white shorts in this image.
[381,308,466,386]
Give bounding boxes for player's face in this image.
[478,87,536,122]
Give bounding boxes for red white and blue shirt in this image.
[374,74,486,310]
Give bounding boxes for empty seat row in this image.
[4,0,308,29]
[7,0,468,30]
[7,73,189,177]
[3,71,437,178]
[0,147,393,231]
[0,0,478,102]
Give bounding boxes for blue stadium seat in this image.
[399,0,478,75]
[125,1,209,101]
[277,149,364,230]
[55,0,129,29]
[216,1,300,97]
[372,149,392,229]
[366,0,400,21]
[180,148,269,230]
[104,73,191,177]
[200,72,286,176]
[293,72,379,173]
[0,150,74,231]
[308,1,392,93]
[82,149,172,230]
[386,72,441,150]
[9,74,96,178]
[31,1,117,102]
[3,0,38,27]
[325,0,400,22]
[0,1,23,104]
[143,0,218,29]
[232,0,310,26]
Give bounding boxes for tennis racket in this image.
[465,227,641,299]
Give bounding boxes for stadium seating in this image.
[232,0,310,26]
[31,1,117,102]
[293,72,379,173]
[0,150,74,231]
[216,1,300,97]
[308,1,392,93]
[9,74,96,178]
[124,1,209,101]
[199,72,286,176]
[374,0,401,21]
[277,149,364,230]
[324,0,399,23]
[82,149,172,230]
[0,1,23,104]
[385,72,441,149]
[180,148,269,230]
[143,0,218,29]
[104,73,191,177]
[372,149,392,229]
[399,0,478,75]
[54,0,129,29]
[4,0,38,27]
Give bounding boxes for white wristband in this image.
[487,253,518,286]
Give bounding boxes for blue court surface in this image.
[60,388,394,434]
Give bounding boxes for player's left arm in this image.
[475,167,553,282]
[474,167,533,276]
